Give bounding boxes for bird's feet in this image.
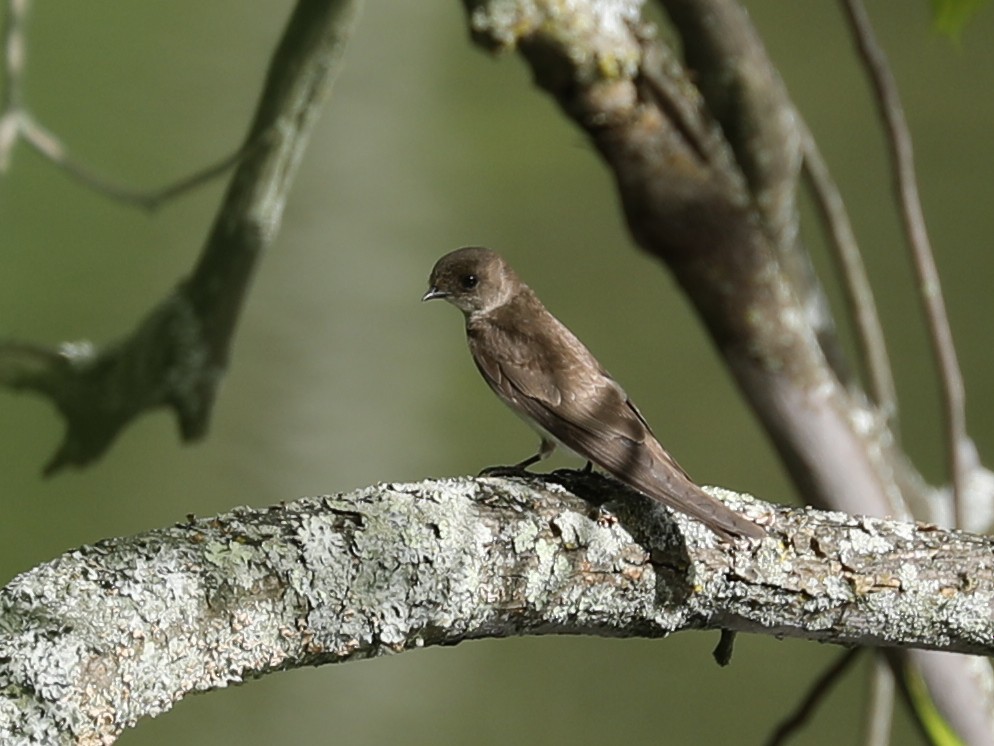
[480,460,596,485]
[479,451,546,478]
[550,461,594,478]
[478,464,536,479]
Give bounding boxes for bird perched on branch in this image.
[423,246,765,541]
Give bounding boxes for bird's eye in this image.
[460,274,479,290]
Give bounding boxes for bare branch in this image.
[800,125,898,422]
[662,0,881,407]
[840,0,971,525]
[863,656,896,746]
[1,0,242,206]
[767,649,863,746]
[2,475,993,742]
[0,0,27,170]
[22,116,249,209]
[661,0,803,250]
[0,0,362,474]
[904,649,994,745]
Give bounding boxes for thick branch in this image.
[0,0,361,474]
[1,475,992,742]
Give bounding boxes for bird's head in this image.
[422,246,516,316]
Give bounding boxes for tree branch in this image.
[0,0,362,474]
[800,124,897,423]
[2,0,239,207]
[839,0,973,528]
[1,474,992,742]
[768,649,863,746]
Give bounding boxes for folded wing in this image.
[469,309,763,540]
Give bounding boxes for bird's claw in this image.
[478,464,535,479]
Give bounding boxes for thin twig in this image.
[0,0,363,473]
[1,0,236,207]
[800,123,897,422]
[766,648,863,746]
[862,655,895,746]
[1,0,28,109]
[840,0,970,526]
[712,629,737,666]
[21,117,250,210]
[0,0,28,170]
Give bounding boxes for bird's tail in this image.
[617,442,766,540]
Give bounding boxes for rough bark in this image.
[2,475,993,743]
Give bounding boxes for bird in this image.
[422,246,765,541]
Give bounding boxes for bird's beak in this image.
[421,286,448,302]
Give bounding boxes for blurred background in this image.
[1,1,992,744]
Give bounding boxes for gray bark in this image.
[1,474,992,743]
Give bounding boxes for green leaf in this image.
[905,665,966,746]
[931,0,989,40]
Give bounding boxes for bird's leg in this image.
[510,453,542,470]
[480,438,556,477]
[514,438,556,469]
[551,459,595,482]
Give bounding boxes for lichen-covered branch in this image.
[1,475,992,742]
[0,0,361,474]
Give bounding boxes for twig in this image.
[712,629,737,666]
[1,0,237,207]
[0,0,28,169]
[766,648,863,746]
[840,0,970,525]
[862,655,895,746]
[800,123,897,421]
[18,112,249,209]
[0,0,363,473]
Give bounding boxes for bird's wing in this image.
[468,310,763,540]
[468,310,684,476]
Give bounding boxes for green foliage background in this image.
[1,2,992,744]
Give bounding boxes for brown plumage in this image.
[423,246,764,541]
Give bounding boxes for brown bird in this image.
[423,247,764,541]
